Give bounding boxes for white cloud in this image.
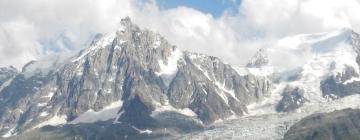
[0,0,136,69]
[0,18,41,68]
[133,6,246,65]
[1,0,360,70]
[239,0,360,37]
[235,0,360,70]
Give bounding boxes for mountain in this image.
[174,29,360,140]
[247,28,360,112]
[0,17,271,139]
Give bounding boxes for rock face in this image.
[283,108,360,140]
[276,86,307,112]
[0,17,272,138]
[0,66,17,87]
[321,66,360,99]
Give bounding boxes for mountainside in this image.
[284,108,360,140]
[246,28,360,113]
[0,67,17,88]
[0,17,271,139]
[178,29,360,140]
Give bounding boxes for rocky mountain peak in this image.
[0,17,273,139]
[246,48,269,68]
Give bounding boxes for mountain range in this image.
[1,17,360,140]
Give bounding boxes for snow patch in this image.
[233,66,274,77]
[152,104,196,117]
[2,127,16,138]
[343,77,360,85]
[153,36,161,48]
[156,48,183,86]
[37,102,47,107]
[41,92,55,99]
[72,33,116,63]
[131,126,153,134]
[214,81,239,104]
[247,67,274,76]
[70,101,123,124]
[40,112,49,117]
[139,129,152,134]
[34,115,67,129]
[0,77,15,93]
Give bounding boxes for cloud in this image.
[0,18,41,68]
[0,0,258,69]
[1,0,360,70]
[235,0,360,70]
[0,0,137,68]
[239,0,360,37]
[133,5,247,65]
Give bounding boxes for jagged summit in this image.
[246,48,269,68]
[0,17,271,139]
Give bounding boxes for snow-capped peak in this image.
[250,28,360,105]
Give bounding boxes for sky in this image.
[156,0,241,17]
[1,0,360,69]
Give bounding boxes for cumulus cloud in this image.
[239,0,360,37]
[0,18,41,68]
[1,0,360,69]
[0,0,136,68]
[236,0,360,70]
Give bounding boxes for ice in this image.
[180,94,360,140]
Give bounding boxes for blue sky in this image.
[156,0,241,17]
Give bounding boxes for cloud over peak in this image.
[1,0,360,69]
